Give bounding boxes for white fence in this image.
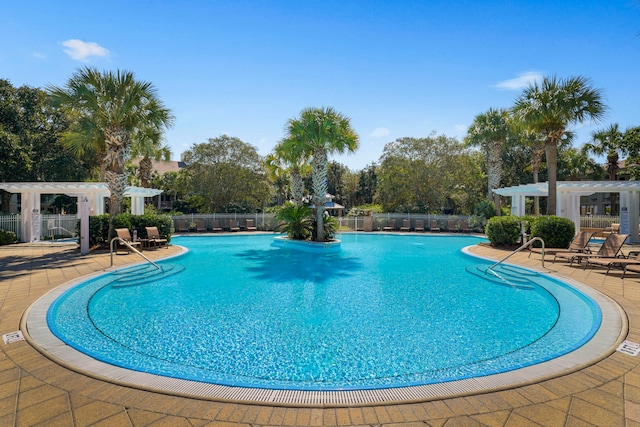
[0,213,628,241]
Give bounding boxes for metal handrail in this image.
[110,237,160,269]
[488,237,545,270]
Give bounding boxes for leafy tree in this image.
[0,79,92,212]
[355,164,378,206]
[181,135,271,212]
[49,67,173,238]
[284,107,359,241]
[512,76,606,215]
[376,134,484,214]
[465,108,510,214]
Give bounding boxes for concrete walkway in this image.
[2,239,640,426]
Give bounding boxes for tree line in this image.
[2,70,640,226]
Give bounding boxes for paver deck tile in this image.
[513,402,568,426]
[16,393,69,425]
[73,400,124,426]
[127,407,165,425]
[470,410,511,427]
[569,396,624,426]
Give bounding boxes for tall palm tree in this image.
[512,76,606,215]
[464,108,510,214]
[284,107,359,242]
[269,139,310,205]
[49,67,173,236]
[130,126,172,188]
[583,124,625,213]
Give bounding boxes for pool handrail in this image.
[489,237,545,270]
[110,237,160,269]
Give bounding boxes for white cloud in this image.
[369,127,390,138]
[32,52,46,59]
[62,39,109,62]
[494,71,543,90]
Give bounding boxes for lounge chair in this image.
[447,220,457,232]
[585,250,640,276]
[145,226,168,249]
[429,220,440,232]
[414,220,425,232]
[115,228,141,253]
[211,220,222,232]
[400,220,411,232]
[383,220,395,231]
[175,220,189,233]
[555,233,629,267]
[229,221,240,232]
[245,219,257,231]
[459,220,472,233]
[529,230,595,260]
[196,219,206,232]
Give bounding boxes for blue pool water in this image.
[47,234,601,390]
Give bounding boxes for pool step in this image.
[466,264,537,290]
[109,264,185,288]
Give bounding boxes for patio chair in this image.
[145,226,168,249]
[529,230,596,260]
[196,219,206,232]
[555,233,629,267]
[211,220,222,232]
[400,219,411,232]
[459,220,472,233]
[229,220,240,232]
[175,220,189,233]
[586,250,640,276]
[115,228,141,253]
[245,219,257,231]
[414,219,425,232]
[447,220,458,232]
[429,220,440,232]
[383,220,395,231]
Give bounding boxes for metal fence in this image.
[0,213,630,241]
[579,215,620,229]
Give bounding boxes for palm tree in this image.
[269,139,310,205]
[583,124,625,212]
[49,67,173,236]
[464,108,510,214]
[512,76,606,215]
[284,107,359,242]
[130,126,172,188]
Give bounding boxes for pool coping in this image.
[20,240,628,407]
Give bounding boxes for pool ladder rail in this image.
[110,237,160,270]
[489,237,545,270]
[466,237,545,290]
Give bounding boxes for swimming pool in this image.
[43,233,607,395]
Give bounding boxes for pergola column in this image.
[627,191,640,244]
[20,191,41,242]
[130,195,145,215]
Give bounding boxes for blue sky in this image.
[2,1,640,170]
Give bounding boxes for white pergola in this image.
[493,181,640,243]
[0,182,163,251]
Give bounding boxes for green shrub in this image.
[472,199,496,219]
[530,216,575,248]
[0,230,17,245]
[275,203,314,240]
[485,216,523,247]
[80,213,173,247]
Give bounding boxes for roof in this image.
[0,182,162,197]
[493,181,640,197]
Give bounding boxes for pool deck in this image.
[2,235,640,426]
